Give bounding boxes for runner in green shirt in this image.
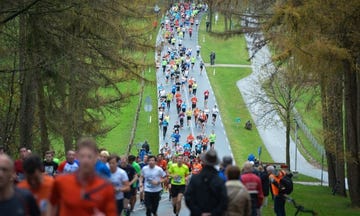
[209,130,217,149]
[168,155,189,216]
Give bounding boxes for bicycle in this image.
[285,195,317,216]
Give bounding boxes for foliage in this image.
[0,0,158,156]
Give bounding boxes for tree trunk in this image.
[224,15,228,31]
[285,107,291,169]
[18,10,36,150]
[36,76,50,157]
[320,73,337,189]
[331,70,346,196]
[344,59,360,207]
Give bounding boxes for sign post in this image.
[144,96,152,123]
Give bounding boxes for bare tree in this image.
[248,58,315,168]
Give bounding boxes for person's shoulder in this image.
[43,175,55,185]
[14,187,34,199]
[54,172,75,183]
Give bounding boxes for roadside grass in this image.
[294,92,326,167]
[207,67,272,164]
[199,15,250,65]
[199,15,271,164]
[263,184,360,216]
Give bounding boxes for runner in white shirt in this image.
[212,104,219,126]
[139,155,166,216]
[108,155,130,215]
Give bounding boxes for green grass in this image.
[199,15,250,65]
[294,92,326,167]
[263,184,360,215]
[207,67,272,164]
[198,15,271,164]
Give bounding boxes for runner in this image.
[209,130,217,149]
[43,150,58,177]
[185,108,193,127]
[199,61,204,75]
[108,155,130,216]
[18,154,54,215]
[57,150,79,174]
[202,135,209,152]
[191,157,202,175]
[186,133,195,149]
[128,155,141,213]
[0,154,40,216]
[14,147,28,182]
[212,104,219,126]
[168,155,189,216]
[119,155,138,216]
[49,137,117,216]
[191,95,197,110]
[203,89,210,106]
[192,81,198,96]
[178,112,185,128]
[140,155,167,216]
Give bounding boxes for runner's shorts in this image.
[170,185,186,198]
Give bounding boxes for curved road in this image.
[237,19,329,183]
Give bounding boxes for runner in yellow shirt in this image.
[168,155,189,216]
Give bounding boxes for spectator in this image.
[210,51,216,65]
[142,141,150,153]
[185,149,228,216]
[258,165,270,207]
[267,165,286,216]
[49,137,117,216]
[224,165,251,216]
[18,154,55,215]
[0,154,40,216]
[219,155,233,182]
[241,162,264,216]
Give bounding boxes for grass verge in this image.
[207,67,272,164]
[263,184,360,215]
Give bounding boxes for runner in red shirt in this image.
[191,95,197,109]
[204,90,210,106]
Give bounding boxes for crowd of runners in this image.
[156,1,220,165]
[0,138,290,216]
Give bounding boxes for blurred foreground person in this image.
[18,155,54,215]
[185,149,227,216]
[0,154,40,215]
[49,137,117,216]
[224,165,251,216]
